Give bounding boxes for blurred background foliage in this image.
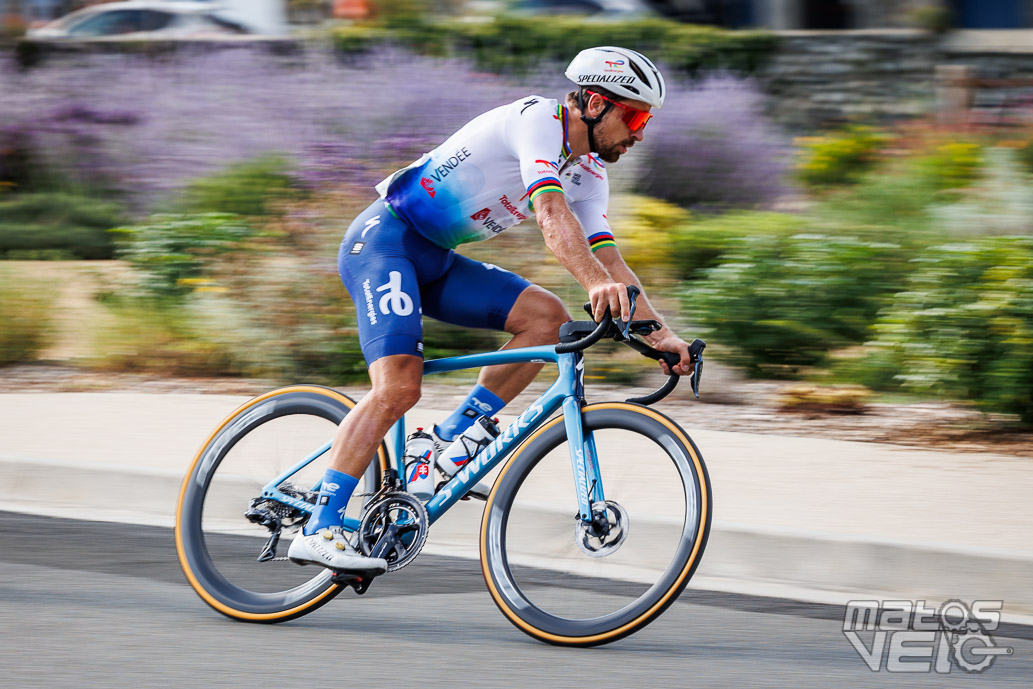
[1,22,1032,423]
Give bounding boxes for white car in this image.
[26,1,253,40]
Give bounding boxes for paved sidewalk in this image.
[2,392,1031,619]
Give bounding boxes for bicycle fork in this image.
[561,352,606,525]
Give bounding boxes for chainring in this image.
[574,500,630,558]
[357,492,429,572]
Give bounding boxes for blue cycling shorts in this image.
[338,199,532,365]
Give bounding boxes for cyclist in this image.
[289,46,696,575]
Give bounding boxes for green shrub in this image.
[913,141,983,191]
[686,233,909,376]
[112,213,257,297]
[0,268,55,364]
[0,193,125,259]
[333,17,776,76]
[865,237,1033,422]
[796,127,888,188]
[670,211,802,282]
[1016,139,1033,176]
[176,155,296,217]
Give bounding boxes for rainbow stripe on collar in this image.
[557,105,572,158]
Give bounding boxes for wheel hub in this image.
[574,500,629,558]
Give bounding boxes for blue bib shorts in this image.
[338,200,532,365]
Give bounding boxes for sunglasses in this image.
[587,90,654,132]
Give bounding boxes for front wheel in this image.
[175,385,388,623]
[480,402,711,646]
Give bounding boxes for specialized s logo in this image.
[376,271,414,316]
[421,177,436,197]
[520,98,539,115]
[471,208,490,221]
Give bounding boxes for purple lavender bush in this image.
[0,48,555,210]
[635,74,791,211]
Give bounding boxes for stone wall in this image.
[759,29,1033,130]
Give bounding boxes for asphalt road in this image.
[2,511,1030,689]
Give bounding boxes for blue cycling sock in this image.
[434,384,506,441]
[304,469,359,535]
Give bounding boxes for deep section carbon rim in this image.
[481,404,710,645]
[175,386,383,621]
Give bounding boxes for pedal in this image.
[330,571,374,595]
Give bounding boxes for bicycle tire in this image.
[480,402,711,646]
[175,385,388,623]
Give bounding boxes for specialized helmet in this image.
[565,46,666,109]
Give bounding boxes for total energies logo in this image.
[535,158,560,177]
[604,59,625,72]
[375,271,414,316]
[498,195,528,221]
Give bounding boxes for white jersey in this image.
[375,96,616,252]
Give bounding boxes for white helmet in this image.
[565,46,666,109]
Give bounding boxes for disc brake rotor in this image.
[357,492,429,572]
[574,500,629,558]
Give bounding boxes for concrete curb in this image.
[4,454,1031,622]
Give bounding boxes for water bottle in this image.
[437,416,500,477]
[403,428,436,500]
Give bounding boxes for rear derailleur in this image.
[244,483,316,562]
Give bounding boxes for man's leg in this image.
[305,353,423,533]
[432,284,571,440]
[478,285,571,402]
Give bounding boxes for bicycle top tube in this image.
[423,344,561,376]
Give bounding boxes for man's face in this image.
[587,93,652,164]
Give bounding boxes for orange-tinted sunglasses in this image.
[587,90,654,132]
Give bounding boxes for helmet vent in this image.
[628,60,652,90]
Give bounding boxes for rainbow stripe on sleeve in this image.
[527,177,564,207]
[588,231,617,252]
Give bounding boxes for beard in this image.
[596,137,635,164]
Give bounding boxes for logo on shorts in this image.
[362,215,380,238]
[350,242,365,255]
[361,278,378,325]
[421,178,436,198]
[376,271,414,316]
[416,342,424,355]
[471,208,491,221]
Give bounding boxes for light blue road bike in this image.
[175,288,711,646]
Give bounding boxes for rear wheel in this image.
[480,402,711,646]
[175,385,387,623]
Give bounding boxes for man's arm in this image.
[593,244,694,376]
[533,192,631,323]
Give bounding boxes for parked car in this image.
[26,1,252,40]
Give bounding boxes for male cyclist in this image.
[289,46,695,575]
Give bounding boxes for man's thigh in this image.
[338,203,429,363]
[420,256,532,332]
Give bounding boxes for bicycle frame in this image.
[258,345,605,532]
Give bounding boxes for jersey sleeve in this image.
[507,97,566,209]
[568,161,614,252]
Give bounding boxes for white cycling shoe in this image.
[288,527,388,576]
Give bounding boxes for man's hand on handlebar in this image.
[588,282,631,323]
[646,329,694,377]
